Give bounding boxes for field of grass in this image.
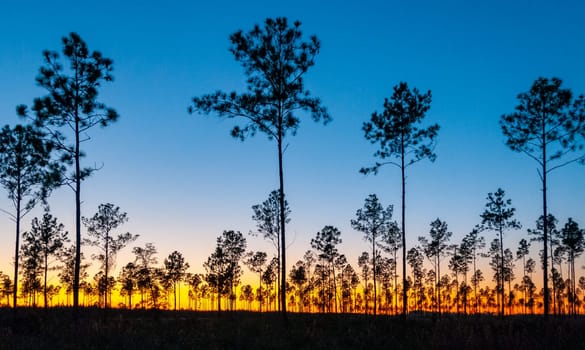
[1,308,585,349]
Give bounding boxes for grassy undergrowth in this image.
[1,308,585,349]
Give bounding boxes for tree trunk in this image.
[44,252,48,308]
[542,117,549,318]
[277,134,287,321]
[499,227,504,316]
[401,137,407,317]
[372,237,377,315]
[73,116,81,314]
[13,191,21,312]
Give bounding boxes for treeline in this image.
[1,191,585,317]
[1,17,585,320]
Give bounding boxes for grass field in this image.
[1,308,585,349]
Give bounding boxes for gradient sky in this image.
[1,0,584,286]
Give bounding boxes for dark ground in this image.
[1,308,584,349]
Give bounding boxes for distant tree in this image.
[83,203,138,308]
[289,260,308,312]
[310,225,342,312]
[118,262,137,309]
[407,247,425,311]
[251,190,290,310]
[58,245,89,305]
[244,251,268,312]
[204,230,247,312]
[351,194,397,315]
[500,77,585,316]
[0,273,13,307]
[480,188,521,316]
[163,251,190,311]
[381,220,402,314]
[559,218,584,315]
[132,243,159,309]
[190,17,330,319]
[0,124,59,309]
[516,238,531,314]
[361,82,439,316]
[419,218,452,315]
[357,252,371,314]
[21,210,68,308]
[462,228,485,313]
[527,214,560,313]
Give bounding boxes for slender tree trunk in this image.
[73,116,81,314]
[277,133,287,321]
[13,192,21,312]
[437,256,441,315]
[105,235,109,309]
[401,139,407,317]
[44,252,48,309]
[372,238,377,315]
[542,118,549,318]
[499,226,504,316]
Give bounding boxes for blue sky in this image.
[1,0,584,283]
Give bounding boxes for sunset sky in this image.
[1,0,584,287]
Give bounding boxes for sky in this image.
[1,0,584,287]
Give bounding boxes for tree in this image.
[0,124,59,310]
[251,190,290,310]
[244,251,268,312]
[289,260,308,312]
[559,218,584,315]
[406,247,424,311]
[21,210,68,308]
[361,82,439,316]
[357,252,371,314]
[351,194,397,315]
[190,18,330,318]
[83,203,138,308]
[17,33,119,311]
[462,228,485,313]
[132,243,158,309]
[310,225,342,312]
[500,77,585,316]
[163,251,190,311]
[480,188,521,316]
[58,245,89,305]
[418,218,452,315]
[119,262,138,309]
[516,238,531,314]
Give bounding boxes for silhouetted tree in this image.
[357,252,371,314]
[58,245,89,305]
[559,218,584,315]
[163,251,190,311]
[361,82,439,317]
[311,225,342,312]
[351,194,397,315]
[407,247,425,311]
[119,262,137,309]
[419,218,452,315]
[190,18,330,318]
[0,273,13,307]
[517,238,531,314]
[244,251,268,311]
[0,124,59,309]
[251,190,290,310]
[17,33,119,311]
[289,260,308,312]
[500,77,585,316]
[480,188,521,316]
[83,203,138,308]
[21,210,68,308]
[462,228,485,313]
[132,243,159,309]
